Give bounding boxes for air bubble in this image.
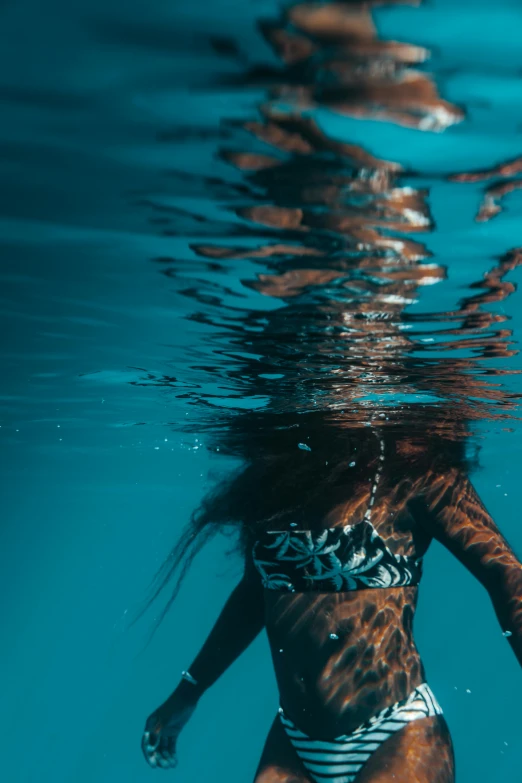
[329,633,339,640]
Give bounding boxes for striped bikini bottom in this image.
[279,683,443,783]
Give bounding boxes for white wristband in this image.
[181,670,198,686]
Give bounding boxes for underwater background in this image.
[2,0,522,780]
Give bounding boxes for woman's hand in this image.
[141,687,198,770]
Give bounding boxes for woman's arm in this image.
[142,556,265,768]
[179,556,265,700]
[414,469,522,667]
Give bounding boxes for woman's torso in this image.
[252,475,433,738]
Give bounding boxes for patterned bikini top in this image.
[252,521,422,592]
[252,432,422,592]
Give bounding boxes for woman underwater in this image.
[138,0,522,775]
[141,412,522,782]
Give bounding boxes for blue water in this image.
[2,0,522,780]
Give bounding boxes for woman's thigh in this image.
[357,714,455,783]
[253,715,312,783]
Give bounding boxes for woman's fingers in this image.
[143,731,160,753]
[141,732,159,757]
[158,736,177,768]
[142,708,181,769]
[149,748,177,769]
[142,729,162,767]
[156,754,171,769]
[161,752,177,769]
[142,730,179,770]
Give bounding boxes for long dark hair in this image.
[140,407,475,626]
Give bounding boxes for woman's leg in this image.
[253,715,313,783]
[356,714,455,783]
